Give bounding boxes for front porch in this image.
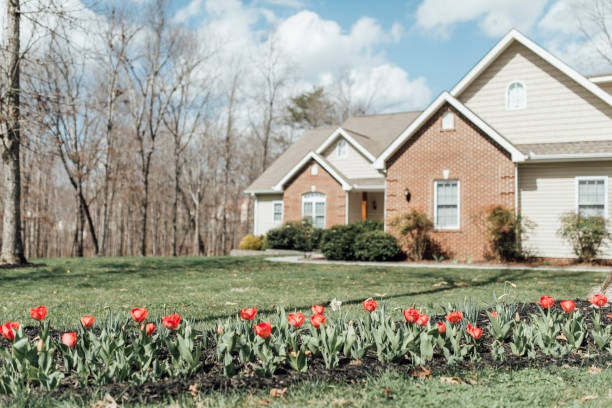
[346,190,385,223]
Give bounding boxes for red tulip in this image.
[131,308,148,322]
[162,314,181,330]
[311,314,326,328]
[416,314,429,327]
[560,300,575,314]
[362,299,378,312]
[141,322,156,335]
[437,322,446,335]
[489,312,498,319]
[445,312,463,324]
[61,332,77,348]
[254,322,272,339]
[312,305,325,315]
[1,322,19,341]
[537,296,554,308]
[589,294,608,308]
[30,306,47,322]
[403,308,420,324]
[240,307,257,321]
[467,324,482,340]
[288,312,305,328]
[81,316,95,328]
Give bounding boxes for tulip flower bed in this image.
[1,296,612,403]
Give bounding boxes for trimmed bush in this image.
[354,231,402,261]
[265,220,321,251]
[390,209,433,261]
[557,212,611,263]
[485,205,535,262]
[239,234,264,251]
[320,219,387,261]
[320,224,358,260]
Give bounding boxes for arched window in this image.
[302,192,326,228]
[336,139,347,158]
[506,81,526,110]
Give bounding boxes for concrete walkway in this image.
[265,255,612,273]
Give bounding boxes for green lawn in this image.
[1,256,610,407]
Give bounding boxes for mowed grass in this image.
[2,256,611,407]
[0,256,606,329]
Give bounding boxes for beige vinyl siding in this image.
[323,138,380,179]
[518,162,612,259]
[460,42,612,145]
[254,194,283,235]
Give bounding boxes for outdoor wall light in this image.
[372,200,377,210]
[404,188,411,202]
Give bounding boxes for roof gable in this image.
[451,29,612,108]
[374,92,526,169]
[272,151,352,191]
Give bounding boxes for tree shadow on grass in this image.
[190,268,593,323]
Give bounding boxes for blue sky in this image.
[159,0,609,112]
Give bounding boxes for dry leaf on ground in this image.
[270,388,287,398]
[440,377,461,385]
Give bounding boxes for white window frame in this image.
[302,192,326,228]
[506,80,527,111]
[575,176,608,219]
[441,112,454,130]
[336,139,347,158]
[433,180,460,230]
[272,201,283,224]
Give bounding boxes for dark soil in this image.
[3,300,612,403]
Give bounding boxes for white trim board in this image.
[450,29,612,109]
[373,92,526,169]
[272,151,352,191]
[316,128,376,163]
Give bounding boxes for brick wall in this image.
[385,104,516,260]
[283,161,346,227]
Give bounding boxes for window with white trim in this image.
[434,180,459,229]
[302,192,326,228]
[311,163,318,175]
[336,139,347,158]
[441,112,454,130]
[577,177,607,218]
[273,201,283,224]
[506,81,526,110]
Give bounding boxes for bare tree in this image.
[34,32,102,256]
[122,0,184,256]
[162,32,209,256]
[0,0,27,264]
[249,39,291,172]
[576,0,612,66]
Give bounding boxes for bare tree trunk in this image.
[1,0,27,265]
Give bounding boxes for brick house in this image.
[245,30,612,260]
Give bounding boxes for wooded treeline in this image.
[0,0,375,259]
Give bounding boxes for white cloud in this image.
[416,0,549,38]
[537,0,612,74]
[173,0,205,24]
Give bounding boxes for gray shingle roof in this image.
[340,111,422,157]
[245,112,421,193]
[516,140,612,155]
[245,127,334,193]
